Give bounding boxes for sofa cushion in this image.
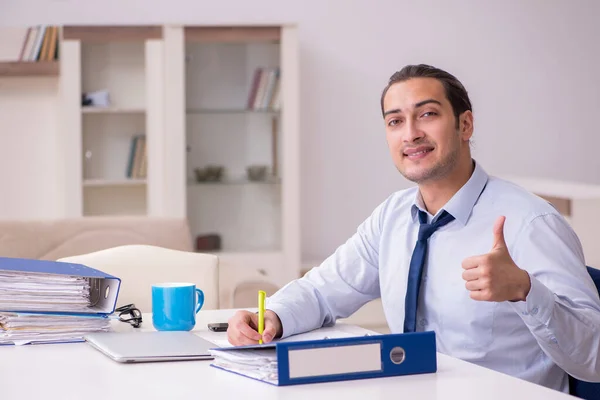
[0,216,193,260]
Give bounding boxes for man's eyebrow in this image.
[383,99,443,117]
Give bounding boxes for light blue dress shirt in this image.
[266,160,600,392]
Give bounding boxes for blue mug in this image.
[151,283,205,331]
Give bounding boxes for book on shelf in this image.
[1,25,60,63]
[126,134,147,179]
[247,67,281,111]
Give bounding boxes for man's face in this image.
[382,77,472,184]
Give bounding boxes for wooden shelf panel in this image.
[83,179,147,187]
[185,26,280,43]
[63,26,163,42]
[187,178,281,186]
[0,61,59,77]
[186,108,280,115]
[82,107,145,114]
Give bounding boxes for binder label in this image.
[288,342,382,379]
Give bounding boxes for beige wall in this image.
[1,0,599,262]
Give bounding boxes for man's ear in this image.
[459,110,474,142]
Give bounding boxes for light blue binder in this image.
[0,256,121,315]
[210,330,437,386]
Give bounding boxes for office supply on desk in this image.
[152,282,204,331]
[0,256,120,314]
[115,303,142,328]
[209,331,437,386]
[208,322,229,332]
[84,331,216,363]
[258,290,266,344]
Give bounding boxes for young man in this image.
[226,64,600,392]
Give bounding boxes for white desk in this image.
[0,309,573,400]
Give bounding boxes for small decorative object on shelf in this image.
[194,165,225,182]
[246,165,268,182]
[81,90,110,107]
[195,234,222,252]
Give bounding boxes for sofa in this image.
[0,216,275,310]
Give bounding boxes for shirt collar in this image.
[411,160,489,226]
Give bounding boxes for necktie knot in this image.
[417,210,455,241]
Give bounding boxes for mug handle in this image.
[195,289,205,314]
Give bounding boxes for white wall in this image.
[1,0,599,261]
[0,77,62,219]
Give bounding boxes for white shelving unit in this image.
[158,25,301,285]
[55,25,301,284]
[59,26,166,218]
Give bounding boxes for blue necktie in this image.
[403,209,455,333]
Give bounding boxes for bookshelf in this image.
[59,26,164,217]
[2,24,301,284]
[159,25,301,284]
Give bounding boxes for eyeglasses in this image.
[115,303,142,328]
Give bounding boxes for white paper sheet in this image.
[0,270,90,312]
[211,324,374,348]
[0,312,111,345]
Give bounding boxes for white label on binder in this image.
[288,343,382,379]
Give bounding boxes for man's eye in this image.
[388,119,401,127]
[421,111,437,118]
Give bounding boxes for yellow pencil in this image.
[258,290,266,344]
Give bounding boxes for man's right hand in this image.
[226,309,283,346]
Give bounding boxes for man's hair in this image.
[380,64,472,127]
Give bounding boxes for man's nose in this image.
[403,120,424,142]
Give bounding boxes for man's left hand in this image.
[461,216,531,302]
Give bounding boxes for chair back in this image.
[569,266,600,399]
[58,244,219,312]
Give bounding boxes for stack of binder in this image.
[0,257,121,345]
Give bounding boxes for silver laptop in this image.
[84,331,216,363]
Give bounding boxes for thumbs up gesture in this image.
[461,216,531,302]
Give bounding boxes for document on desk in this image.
[0,256,121,314]
[209,331,438,386]
[0,270,90,312]
[0,312,111,345]
[210,323,376,348]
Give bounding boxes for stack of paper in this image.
[0,270,90,313]
[209,326,377,385]
[0,312,110,345]
[211,347,279,384]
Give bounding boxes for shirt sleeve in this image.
[265,196,392,338]
[509,213,600,382]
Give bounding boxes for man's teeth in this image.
[409,149,430,156]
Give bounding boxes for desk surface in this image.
[0,309,573,400]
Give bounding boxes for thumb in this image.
[492,216,507,250]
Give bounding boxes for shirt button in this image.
[420,318,428,327]
[531,307,539,316]
[550,337,558,345]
